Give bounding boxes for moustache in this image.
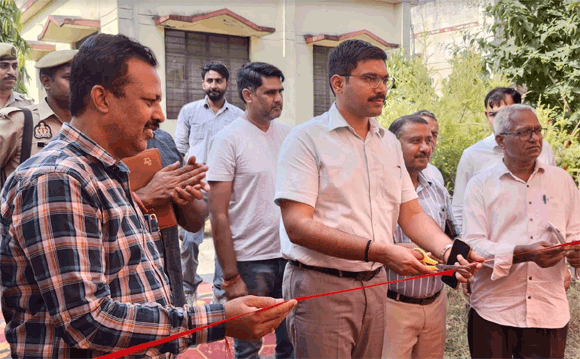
[206,90,224,99]
[4,76,17,81]
[145,121,160,131]
[369,96,386,103]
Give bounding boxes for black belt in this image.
[289,260,382,281]
[387,289,441,306]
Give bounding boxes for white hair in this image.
[493,104,537,135]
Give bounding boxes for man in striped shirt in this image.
[383,115,459,359]
[0,33,295,359]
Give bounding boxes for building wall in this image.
[411,0,487,87]
[20,0,117,109]
[19,0,410,135]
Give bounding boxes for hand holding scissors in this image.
[414,248,477,272]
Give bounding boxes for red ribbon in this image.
[97,269,454,359]
[98,239,580,358]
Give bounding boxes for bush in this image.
[538,105,580,180]
[378,48,509,193]
[378,48,580,192]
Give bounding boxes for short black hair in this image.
[237,62,284,104]
[70,33,158,117]
[484,87,521,109]
[39,62,71,81]
[328,39,387,96]
[388,115,429,138]
[201,62,229,81]
[412,109,437,122]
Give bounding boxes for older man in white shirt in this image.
[462,104,580,359]
[452,88,556,230]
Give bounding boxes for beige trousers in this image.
[283,262,387,359]
[382,290,447,359]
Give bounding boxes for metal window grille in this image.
[313,45,335,116]
[165,29,249,119]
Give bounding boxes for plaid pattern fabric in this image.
[387,172,457,298]
[0,123,226,358]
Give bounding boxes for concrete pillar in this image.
[395,2,412,59]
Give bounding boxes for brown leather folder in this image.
[123,148,177,229]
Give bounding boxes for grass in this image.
[444,279,580,358]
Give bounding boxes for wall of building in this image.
[19,0,410,135]
[411,0,487,87]
[20,0,117,106]
[292,0,409,125]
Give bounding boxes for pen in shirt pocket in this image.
[543,194,547,205]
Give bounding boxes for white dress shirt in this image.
[174,97,244,163]
[462,160,580,328]
[275,103,417,272]
[452,135,555,229]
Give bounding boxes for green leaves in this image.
[0,0,30,94]
[469,0,580,183]
[378,48,509,193]
[476,0,580,113]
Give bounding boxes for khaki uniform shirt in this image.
[28,97,64,156]
[2,91,33,109]
[0,107,25,188]
[0,98,63,188]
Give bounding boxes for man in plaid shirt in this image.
[0,33,295,359]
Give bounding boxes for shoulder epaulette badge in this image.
[0,106,22,119]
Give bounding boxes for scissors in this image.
[414,248,474,272]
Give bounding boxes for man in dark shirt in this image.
[142,128,208,306]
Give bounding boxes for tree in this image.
[475,0,580,114]
[0,0,30,93]
[380,46,580,188]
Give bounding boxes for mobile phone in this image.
[441,239,471,289]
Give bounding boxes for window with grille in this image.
[165,30,250,119]
[313,45,335,116]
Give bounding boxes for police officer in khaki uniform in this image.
[27,49,77,152]
[0,43,33,109]
[0,107,25,188]
[0,49,76,188]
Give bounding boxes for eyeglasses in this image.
[343,74,395,89]
[501,127,545,141]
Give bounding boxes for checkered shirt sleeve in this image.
[0,124,226,358]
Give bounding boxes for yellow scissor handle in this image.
[414,248,438,270]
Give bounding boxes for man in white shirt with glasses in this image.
[462,104,580,359]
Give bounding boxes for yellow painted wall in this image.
[20,0,410,133]
[411,0,487,89]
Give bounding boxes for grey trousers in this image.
[283,262,386,359]
[180,226,204,294]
